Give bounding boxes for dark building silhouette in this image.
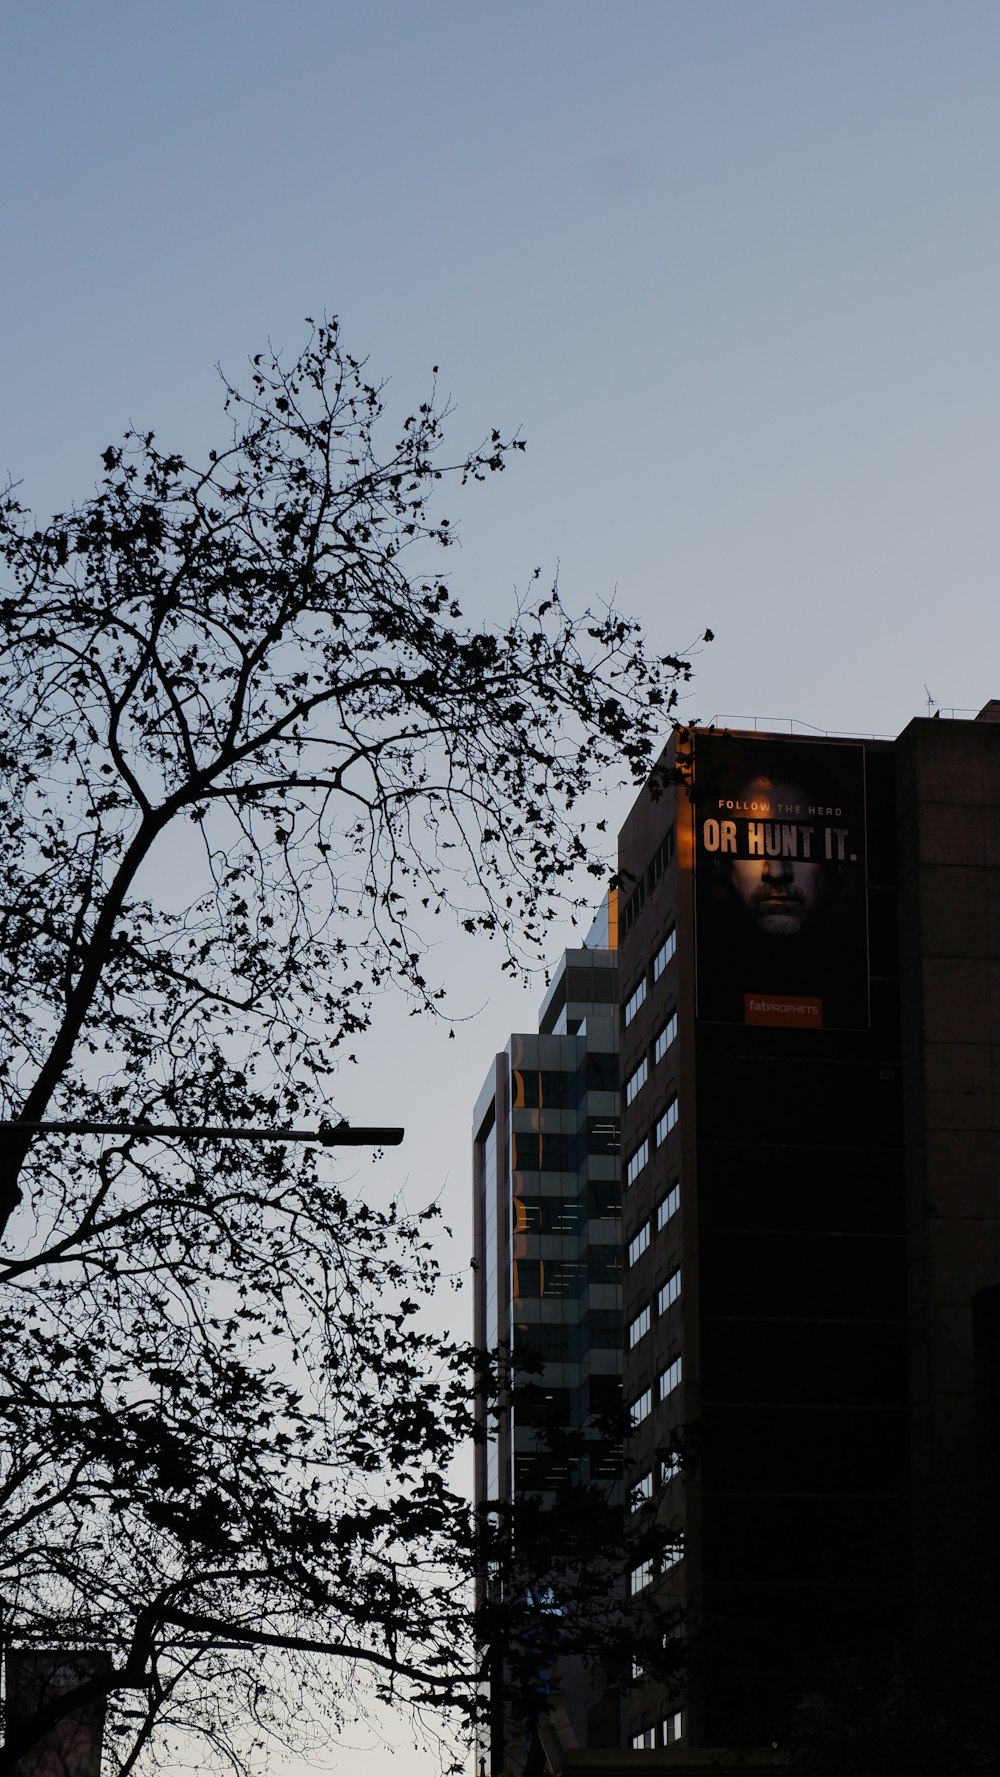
[473,897,623,1772]
[475,710,1000,1771]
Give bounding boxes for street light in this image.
[0,1119,404,1146]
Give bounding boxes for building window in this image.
[657,1183,680,1231]
[630,1470,653,1511]
[652,927,676,982]
[630,1560,654,1596]
[654,1011,678,1065]
[631,1727,656,1750]
[627,1221,650,1267]
[661,1453,681,1487]
[624,977,647,1027]
[628,1304,651,1349]
[626,1138,649,1187]
[662,1533,684,1573]
[662,1711,684,1745]
[630,1387,652,1428]
[659,1355,682,1401]
[658,1268,681,1316]
[648,826,675,889]
[625,1056,648,1105]
[654,1099,678,1147]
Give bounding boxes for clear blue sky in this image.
[4,3,1000,1771]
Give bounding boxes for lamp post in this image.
[0,1119,403,1147]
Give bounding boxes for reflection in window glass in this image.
[628,1304,651,1348]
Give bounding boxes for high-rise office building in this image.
[475,710,1000,1772]
[472,897,623,1773]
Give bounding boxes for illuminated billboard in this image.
[694,733,869,1030]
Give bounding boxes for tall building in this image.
[475,710,1000,1772]
[472,896,623,1773]
[619,711,1000,1756]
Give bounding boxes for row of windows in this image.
[626,1098,678,1188]
[514,1193,619,1236]
[654,1011,678,1066]
[626,1138,649,1187]
[510,1054,618,1109]
[513,1312,621,1364]
[625,1055,648,1105]
[626,1181,680,1268]
[623,977,647,1028]
[511,1119,619,1174]
[628,1267,680,1351]
[630,1353,682,1427]
[628,1539,683,1598]
[623,920,677,1034]
[652,926,676,981]
[660,1355,682,1400]
[626,1008,677,1106]
[658,1267,681,1315]
[654,1098,678,1147]
[619,825,676,939]
[631,1713,684,1750]
[630,1453,682,1510]
[513,1248,621,1299]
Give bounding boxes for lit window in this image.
[659,1355,682,1402]
[657,1268,681,1316]
[652,928,676,982]
[660,1453,681,1487]
[654,1011,678,1065]
[657,1183,680,1231]
[627,1222,650,1267]
[624,977,647,1026]
[630,1560,654,1596]
[662,1533,683,1573]
[625,1056,648,1105]
[630,1387,652,1428]
[630,1470,653,1511]
[662,1711,684,1745]
[654,1099,678,1147]
[632,1727,656,1750]
[626,1138,649,1187]
[628,1304,651,1349]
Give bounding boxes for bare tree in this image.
[0,318,692,1772]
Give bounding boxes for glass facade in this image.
[473,906,622,1768]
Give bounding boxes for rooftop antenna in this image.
[923,685,940,718]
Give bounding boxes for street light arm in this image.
[0,1120,404,1147]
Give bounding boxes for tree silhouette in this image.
[0,319,691,1773]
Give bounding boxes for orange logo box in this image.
[744,993,823,1030]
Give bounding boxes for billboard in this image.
[694,733,869,1030]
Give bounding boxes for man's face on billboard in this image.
[726,776,835,937]
[729,852,832,935]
